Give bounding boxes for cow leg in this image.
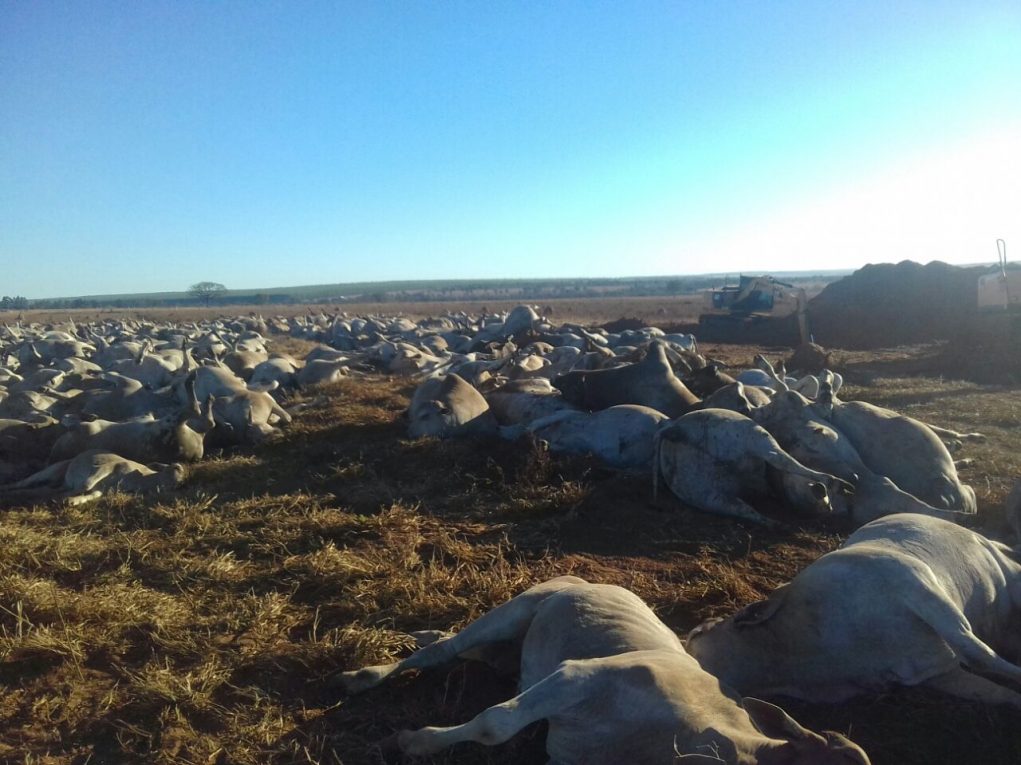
[925,668,1021,709]
[898,505,975,525]
[65,490,103,506]
[407,628,514,669]
[270,399,292,424]
[697,491,779,528]
[396,660,587,756]
[11,459,71,489]
[925,424,985,442]
[337,576,586,694]
[757,445,832,484]
[80,465,116,493]
[903,568,1021,686]
[409,629,453,646]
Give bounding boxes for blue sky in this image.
[3,1,1020,298]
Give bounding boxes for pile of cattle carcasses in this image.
[2,304,1018,764]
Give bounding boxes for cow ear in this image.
[732,591,785,628]
[743,697,813,741]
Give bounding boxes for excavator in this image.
[698,275,808,345]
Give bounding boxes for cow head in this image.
[742,698,871,764]
[773,469,853,517]
[551,371,587,407]
[683,363,733,397]
[152,462,186,492]
[407,398,452,439]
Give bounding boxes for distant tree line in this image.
[28,293,298,310]
[0,295,30,310]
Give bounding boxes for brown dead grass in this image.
[2,352,1021,764]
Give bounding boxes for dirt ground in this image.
[2,333,1021,764]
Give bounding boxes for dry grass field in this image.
[3,322,1021,764]
[14,295,706,329]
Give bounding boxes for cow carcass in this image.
[338,576,870,764]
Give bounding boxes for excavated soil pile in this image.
[807,260,989,349]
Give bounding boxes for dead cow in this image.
[815,387,978,513]
[683,362,737,397]
[521,404,668,470]
[483,378,577,425]
[689,513,1021,709]
[654,409,852,526]
[338,576,870,764]
[553,340,698,417]
[752,390,976,527]
[691,381,772,417]
[407,373,497,438]
[50,404,212,464]
[1,449,184,506]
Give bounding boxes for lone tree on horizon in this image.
[189,281,228,306]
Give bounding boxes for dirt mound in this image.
[600,316,649,333]
[787,342,832,374]
[807,260,991,349]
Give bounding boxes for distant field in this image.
[17,295,708,327]
[24,272,843,310]
[13,290,854,329]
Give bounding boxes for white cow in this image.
[814,386,977,513]
[689,514,1021,709]
[654,409,852,526]
[338,576,870,764]
[519,404,668,469]
[407,373,497,438]
[752,390,975,526]
[2,449,184,506]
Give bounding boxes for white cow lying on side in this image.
[814,383,978,513]
[654,409,853,526]
[516,404,668,470]
[338,576,871,764]
[688,514,1021,709]
[407,373,497,438]
[752,390,975,526]
[1,449,184,506]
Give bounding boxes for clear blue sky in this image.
[3,1,1020,298]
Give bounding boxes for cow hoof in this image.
[409,629,452,647]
